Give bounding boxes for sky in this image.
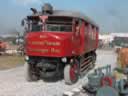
[0,0,128,35]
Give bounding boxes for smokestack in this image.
[42,3,53,14]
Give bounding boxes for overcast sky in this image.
[0,0,128,35]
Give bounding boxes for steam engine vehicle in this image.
[22,3,99,84]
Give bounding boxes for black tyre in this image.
[90,52,96,69]
[92,52,97,64]
[24,63,39,82]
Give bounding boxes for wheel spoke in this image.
[70,64,78,81]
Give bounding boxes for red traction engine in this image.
[22,3,99,84]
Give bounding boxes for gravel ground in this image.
[0,49,117,96]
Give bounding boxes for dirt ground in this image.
[0,55,24,70]
[0,49,117,96]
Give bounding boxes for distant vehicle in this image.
[112,37,128,52]
[112,37,128,47]
[22,3,99,84]
[0,40,7,55]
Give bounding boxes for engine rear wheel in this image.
[64,64,79,85]
[92,52,96,64]
[24,63,39,82]
[90,52,96,69]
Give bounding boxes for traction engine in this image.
[22,3,99,84]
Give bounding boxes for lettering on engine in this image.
[29,41,61,46]
[29,48,60,53]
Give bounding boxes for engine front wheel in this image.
[24,63,39,82]
[64,64,79,85]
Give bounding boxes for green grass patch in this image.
[0,55,25,70]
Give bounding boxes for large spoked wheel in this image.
[24,63,39,82]
[64,63,79,85]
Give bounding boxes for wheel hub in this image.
[70,64,78,81]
